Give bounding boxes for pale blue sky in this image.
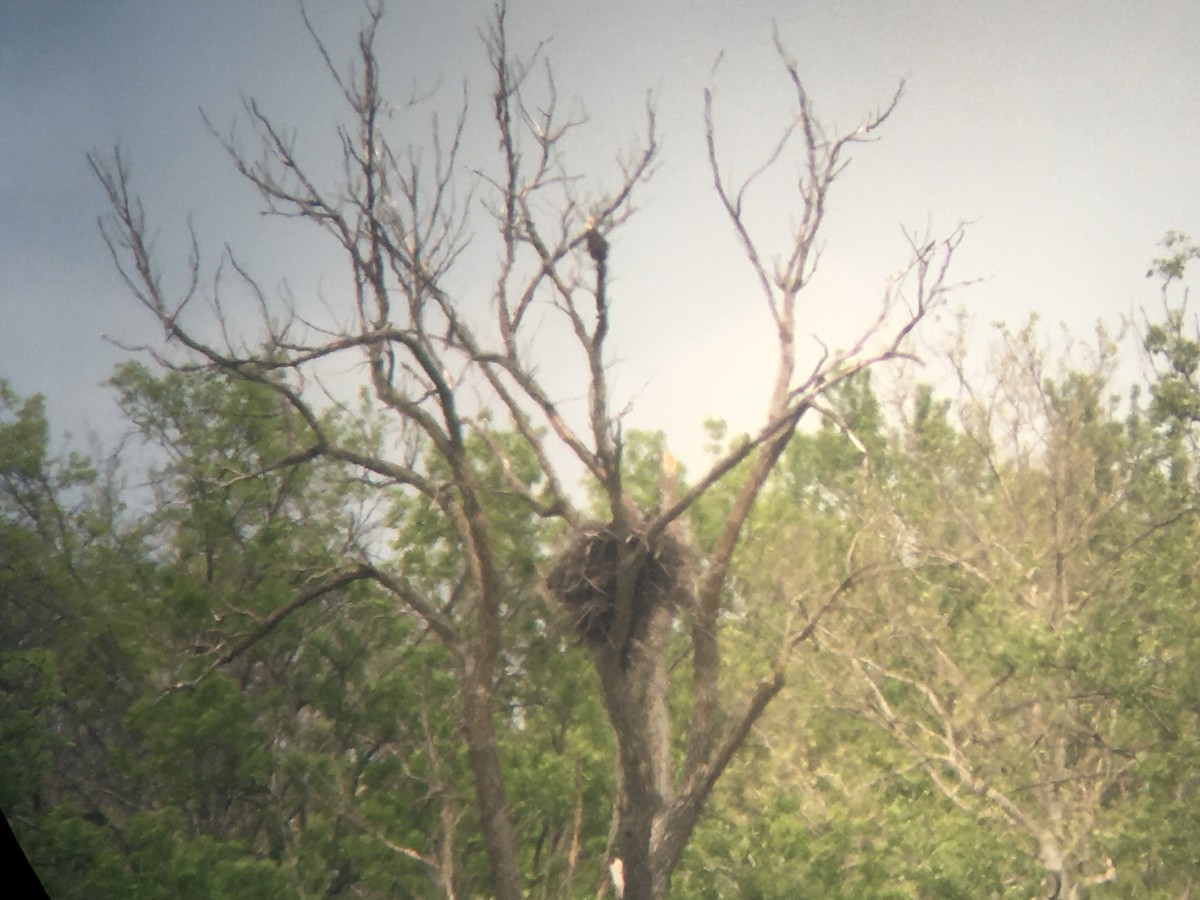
[3,1,1198,462]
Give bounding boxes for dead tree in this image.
[90,4,963,897]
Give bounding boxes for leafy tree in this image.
[684,298,1200,896]
[0,379,148,897]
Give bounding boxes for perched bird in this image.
[584,215,608,264]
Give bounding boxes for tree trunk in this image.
[593,601,675,899]
[461,658,523,900]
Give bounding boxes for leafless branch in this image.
[166,564,375,694]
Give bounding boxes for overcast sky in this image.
[3,1,1199,467]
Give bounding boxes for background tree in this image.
[679,281,1200,896]
[85,3,959,897]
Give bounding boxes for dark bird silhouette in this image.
[585,215,608,264]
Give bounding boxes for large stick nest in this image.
[546,522,691,645]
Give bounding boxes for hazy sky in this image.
[3,0,1199,466]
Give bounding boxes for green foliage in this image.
[0,649,62,812]
[1146,230,1200,284]
[1144,305,1200,431]
[9,237,1200,896]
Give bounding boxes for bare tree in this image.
[90,4,962,897]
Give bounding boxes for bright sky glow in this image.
[3,1,1198,468]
